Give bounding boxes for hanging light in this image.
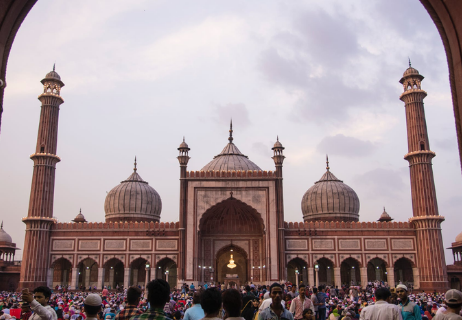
[227,254,237,269]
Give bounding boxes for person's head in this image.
[396,284,408,300]
[375,288,391,302]
[33,286,52,306]
[302,308,314,319]
[312,287,318,294]
[252,299,259,308]
[147,279,170,308]
[126,287,142,305]
[444,289,462,313]
[269,283,283,306]
[173,311,182,320]
[83,294,102,317]
[21,303,30,312]
[299,284,306,298]
[201,288,222,316]
[192,291,202,305]
[222,289,242,317]
[291,286,296,293]
[245,285,251,292]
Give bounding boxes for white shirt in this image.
[29,300,57,320]
[359,301,403,320]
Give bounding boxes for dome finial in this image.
[134,156,137,172]
[1,221,3,229]
[408,57,411,68]
[229,119,233,143]
[183,136,185,142]
[326,154,330,171]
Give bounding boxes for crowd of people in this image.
[1,281,462,320]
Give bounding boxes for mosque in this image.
[1,64,461,292]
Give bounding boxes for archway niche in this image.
[52,258,72,288]
[103,258,124,289]
[317,257,334,286]
[156,258,177,290]
[130,258,148,288]
[394,258,414,286]
[287,258,307,286]
[78,258,98,289]
[341,258,360,286]
[367,258,387,282]
[216,245,248,288]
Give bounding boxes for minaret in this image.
[272,137,286,281]
[399,62,448,291]
[177,137,190,285]
[20,66,65,289]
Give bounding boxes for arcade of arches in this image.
[285,257,415,288]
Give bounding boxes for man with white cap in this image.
[396,284,421,320]
[433,289,462,320]
[83,294,102,320]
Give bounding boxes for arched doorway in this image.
[156,258,177,290]
[130,258,148,288]
[103,258,124,290]
[78,258,98,289]
[450,277,461,290]
[367,258,387,282]
[216,245,248,288]
[341,258,360,286]
[199,196,264,285]
[52,258,72,288]
[287,258,307,286]
[316,258,334,286]
[394,258,414,286]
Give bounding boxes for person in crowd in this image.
[258,283,293,320]
[82,294,102,320]
[115,287,142,320]
[20,304,31,320]
[290,285,315,320]
[433,289,462,320]
[199,288,222,320]
[131,279,172,320]
[311,288,319,320]
[303,309,315,320]
[183,291,204,320]
[316,286,327,320]
[288,287,298,300]
[359,287,402,320]
[222,289,243,320]
[22,287,57,320]
[396,284,422,320]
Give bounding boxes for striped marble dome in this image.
[104,164,162,222]
[301,162,360,222]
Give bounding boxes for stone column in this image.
[124,268,130,288]
[97,268,104,290]
[387,268,395,288]
[412,268,420,290]
[109,269,115,289]
[334,267,341,288]
[315,269,319,287]
[308,268,314,288]
[150,267,156,281]
[47,268,53,288]
[71,268,79,289]
[85,268,90,288]
[360,267,367,289]
[133,269,138,287]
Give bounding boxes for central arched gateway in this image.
[198,196,266,285]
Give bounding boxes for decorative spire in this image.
[134,156,137,172]
[228,119,233,143]
[53,63,55,72]
[408,57,411,68]
[326,155,330,171]
[1,221,2,229]
[183,136,185,143]
[80,208,82,214]
[277,135,279,141]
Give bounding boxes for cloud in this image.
[211,103,251,129]
[316,134,376,158]
[252,142,272,157]
[353,168,407,198]
[435,138,457,151]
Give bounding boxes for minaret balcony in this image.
[404,150,436,163]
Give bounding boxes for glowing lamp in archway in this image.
[227,254,237,269]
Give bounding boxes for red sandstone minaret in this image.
[19,66,64,289]
[272,137,286,281]
[400,62,448,291]
[177,136,190,285]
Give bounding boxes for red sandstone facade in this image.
[10,65,451,292]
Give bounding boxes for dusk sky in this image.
[1,0,460,263]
